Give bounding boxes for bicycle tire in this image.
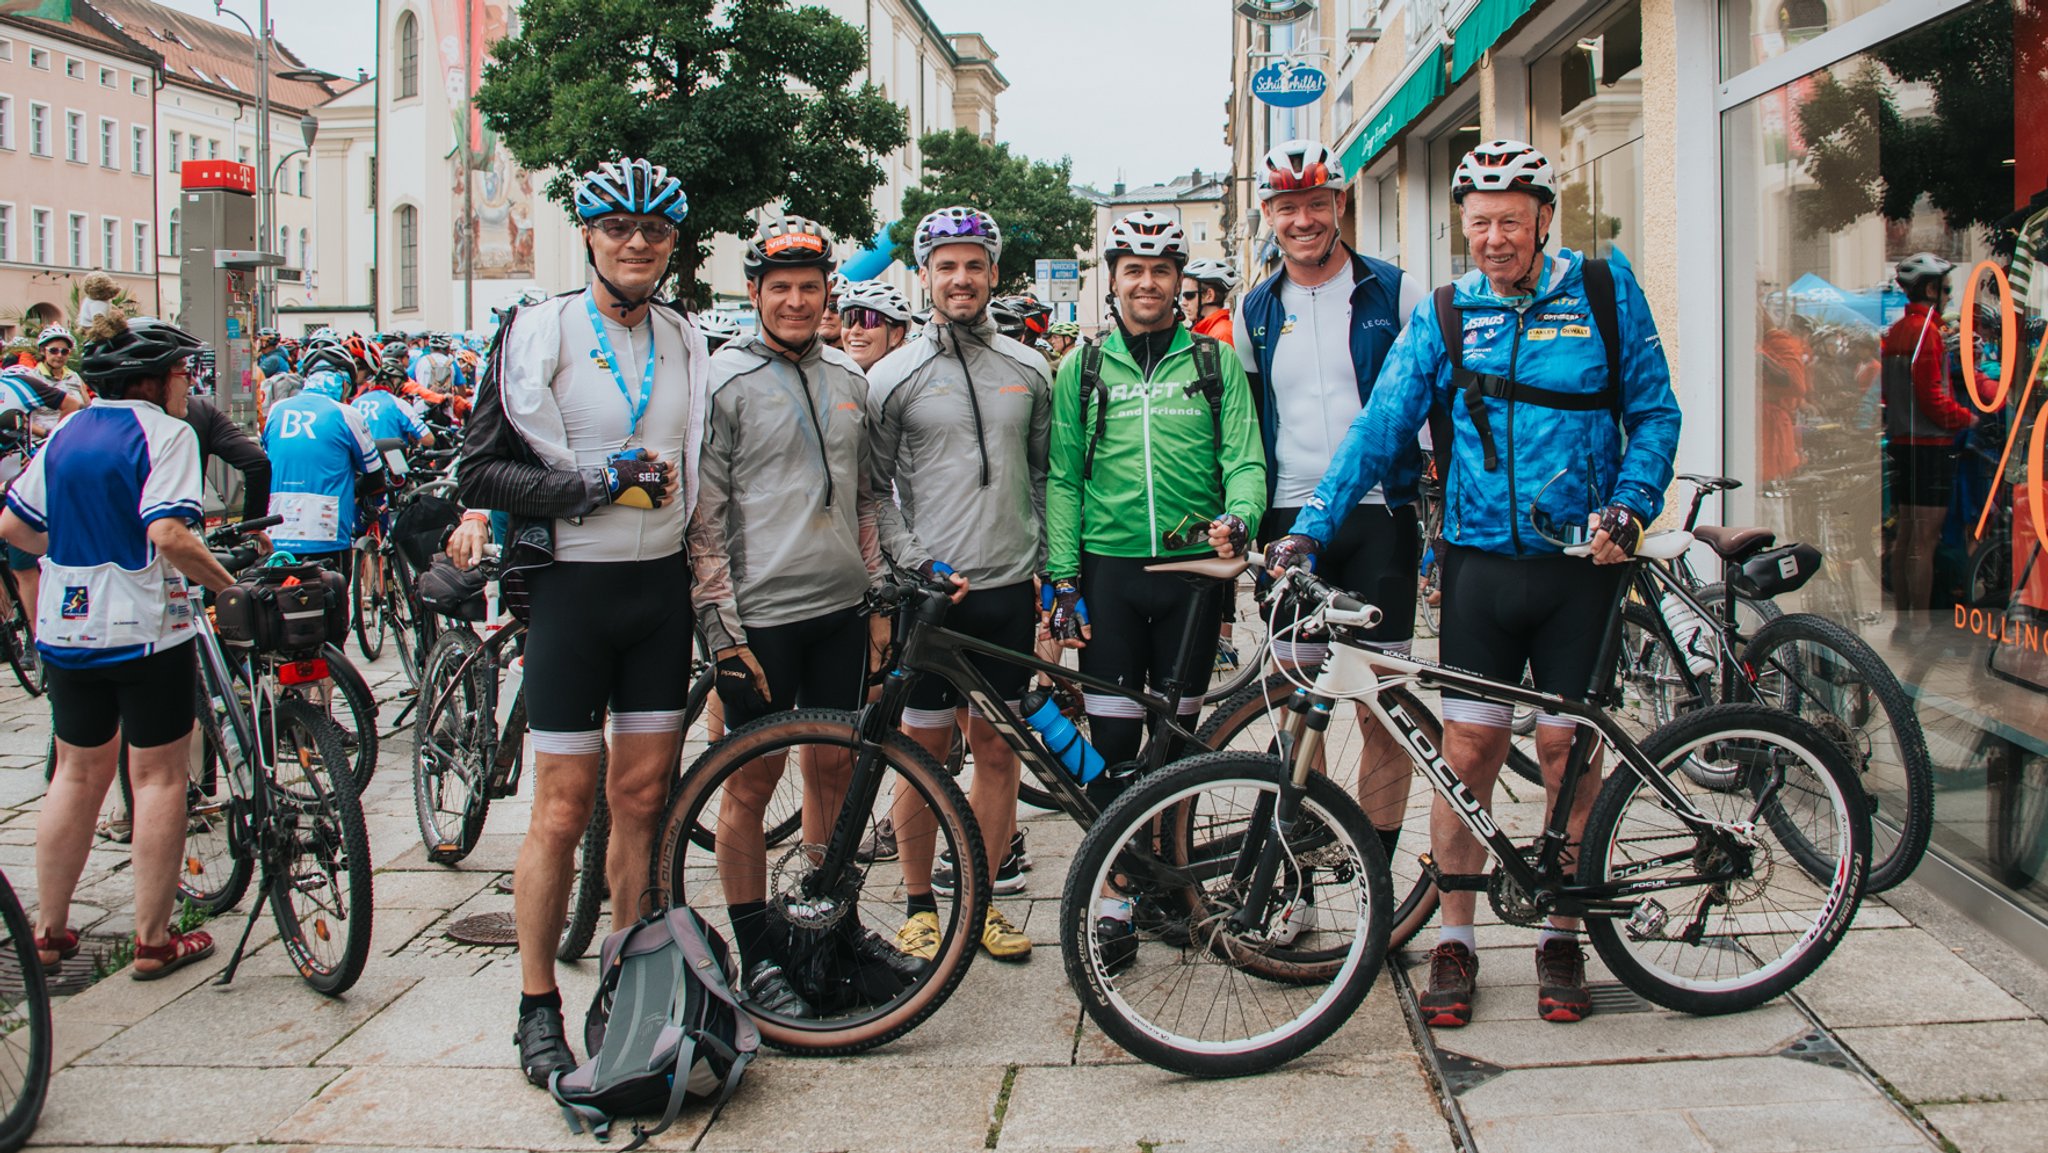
[1208,572,1269,701]
[317,644,379,790]
[1062,751,1391,1077]
[266,698,375,997]
[654,709,986,1056]
[1693,581,1784,634]
[180,678,253,915]
[413,628,492,865]
[1966,540,2013,610]
[0,587,40,698]
[1418,554,1443,638]
[558,746,610,963]
[1194,672,1444,950]
[352,548,385,661]
[1581,704,1867,1016]
[1742,613,1933,892]
[1991,739,2048,889]
[0,870,51,1151]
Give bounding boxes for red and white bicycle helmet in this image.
[1452,140,1557,205]
[1105,211,1189,265]
[1257,140,1344,202]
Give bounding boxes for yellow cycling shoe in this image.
[895,911,941,962]
[981,907,1032,962]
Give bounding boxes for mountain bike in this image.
[0,866,50,1151]
[1071,540,1869,1072]
[175,517,374,996]
[653,561,1391,1072]
[350,439,450,688]
[0,568,41,698]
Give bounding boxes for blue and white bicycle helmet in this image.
[574,157,689,224]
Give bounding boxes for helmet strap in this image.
[585,243,664,317]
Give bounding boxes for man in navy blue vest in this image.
[1233,138,1426,898]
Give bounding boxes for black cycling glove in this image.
[1594,504,1642,556]
[1264,533,1320,575]
[1045,579,1089,642]
[605,450,670,510]
[714,647,772,715]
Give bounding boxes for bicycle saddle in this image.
[1144,555,1251,581]
[1677,473,1743,492]
[1692,524,1776,562]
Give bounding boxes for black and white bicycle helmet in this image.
[573,157,689,224]
[78,316,205,392]
[1452,140,1557,205]
[1105,211,1190,265]
[743,215,836,280]
[838,280,914,324]
[1257,139,1344,202]
[1895,252,1954,295]
[1184,259,1241,293]
[913,206,1002,268]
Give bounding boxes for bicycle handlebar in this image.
[1248,549,1383,631]
[205,515,283,546]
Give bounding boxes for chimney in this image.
[1113,181,1126,196]
[357,68,369,82]
[1192,168,1203,184]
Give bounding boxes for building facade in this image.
[1228,0,2048,957]
[0,7,159,340]
[1075,172,1231,333]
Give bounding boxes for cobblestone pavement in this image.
[4,637,2043,1152]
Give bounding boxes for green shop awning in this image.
[1451,0,1540,81]
[1340,46,1445,174]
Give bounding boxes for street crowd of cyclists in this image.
[1,134,1724,1089]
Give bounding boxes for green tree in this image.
[475,0,908,306]
[887,129,1097,292]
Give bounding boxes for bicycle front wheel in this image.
[1582,704,1867,1016]
[1742,613,1932,892]
[1207,571,1269,701]
[1061,752,1391,1077]
[352,547,385,661]
[317,644,379,790]
[180,678,252,914]
[266,698,375,997]
[0,870,51,1152]
[413,628,492,865]
[655,709,986,1055]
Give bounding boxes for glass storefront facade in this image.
[1722,0,2048,920]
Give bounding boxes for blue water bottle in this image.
[1020,688,1106,783]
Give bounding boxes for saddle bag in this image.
[212,563,348,653]
[1730,542,1824,601]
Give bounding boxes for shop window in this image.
[1722,0,1890,79]
[1721,0,2045,915]
[1535,0,1644,263]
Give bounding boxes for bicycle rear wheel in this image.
[386,553,430,689]
[316,644,379,790]
[0,870,51,1152]
[655,710,985,1055]
[266,698,374,997]
[1208,571,1269,701]
[180,678,253,915]
[0,589,39,699]
[1582,704,1867,1016]
[413,628,492,865]
[353,547,386,661]
[1062,752,1390,1077]
[1742,613,1931,892]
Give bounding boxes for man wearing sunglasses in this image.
[1265,141,1679,1029]
[867,205,1051,966]
[455,157,712,1091]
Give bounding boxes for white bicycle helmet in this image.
[838,280,914,324]
[1184,259,1241,293]
[1257,139,1344,202]
[36,323,72,348]
[743,215,835,280]
[1895,252,1955,295]
[913,206,1002,268]
[696,312,744,350]
[574,157,689,224]
[828,271,850,301]
[1452,140,1556,205]
[1105,211,1190,265]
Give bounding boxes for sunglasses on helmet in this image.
[926,215,994,239]
[592,218,677,243]
[1265,161,1332,192]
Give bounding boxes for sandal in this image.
[33,928,80,971]
[94,817,133,844]
[131,929,215,981]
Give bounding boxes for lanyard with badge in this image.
[585,292,658,449]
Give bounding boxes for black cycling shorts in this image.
[1260,503,1419,646]
[903,580,1036,717]
[721,605,867,729]
[1437,545,1627,708]
[1077,553,1225,764]
[522,552,697,737]
[46,643,197,749]
[1887,442,1958,509]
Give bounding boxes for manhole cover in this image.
[0,932,135,997]
[445,912,518,946]
[1587,982,1653,1015]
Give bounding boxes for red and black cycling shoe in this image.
[1419,940,1479,1027]
[1536,938,1593,1023]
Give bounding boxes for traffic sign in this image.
[1035,259,1081,281]
[1046,279,1080,303]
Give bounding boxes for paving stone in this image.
[850,941,1082,1068]
[1921,1099,2048,1153]
[1458,1055,1886,1118]
[1467,1109,1708,1153]
[994,1055,1453,1153]
[79,972,414,1067]
[697,1060,1003,1152]
[1836,1020,2048,1105]
[31,1064,338,1146]
[320,962,601,1068]
[369,867,498,910]
[382,833,525,874]
[1683,1098,1932,1151]
[269,1065,652,1150]
[1794,928,2034,1027]
[1434,1002,1811,1068]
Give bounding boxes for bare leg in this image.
[34,737,122,941]
[515,751,600,996]
[1434,721,1511,928]
[126,733,194,957]
[602,729,683,931]
[964,714,1020,879]
[715,755,787,906]
[1533,723,1602,934]
[893,725,953,896]
[1353,702,1413,834]
[14,567,38,640]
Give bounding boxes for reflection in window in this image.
[1539,1,1644,263]
[1722,0,1891,79]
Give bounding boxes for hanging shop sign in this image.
[1238,0,1316,23]
[1252,59,1329,108]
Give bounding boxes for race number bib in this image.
[270,492,342,544]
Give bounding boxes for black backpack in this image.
[550,907,758,1150]
[1076,332,1227,480]
[1427,258,1624,477]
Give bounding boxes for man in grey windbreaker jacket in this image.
[868,205,1050,965]
[684,215,918,1019]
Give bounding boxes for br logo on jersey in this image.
[61,587,89,620]
[276,409,322,439]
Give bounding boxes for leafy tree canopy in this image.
[888,130,1097,293]
[475,0,908,306]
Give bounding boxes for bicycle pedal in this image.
[1416,853,1489,892]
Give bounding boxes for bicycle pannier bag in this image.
[212,564,348,652]
[550,907,757,1150]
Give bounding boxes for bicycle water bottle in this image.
[1019,688,1106,783]
[1659,592,1717,677]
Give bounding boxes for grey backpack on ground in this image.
[549,907,759,1149]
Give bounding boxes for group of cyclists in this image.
[0,130,1687,1093]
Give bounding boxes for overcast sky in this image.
[146,0,1234,187]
